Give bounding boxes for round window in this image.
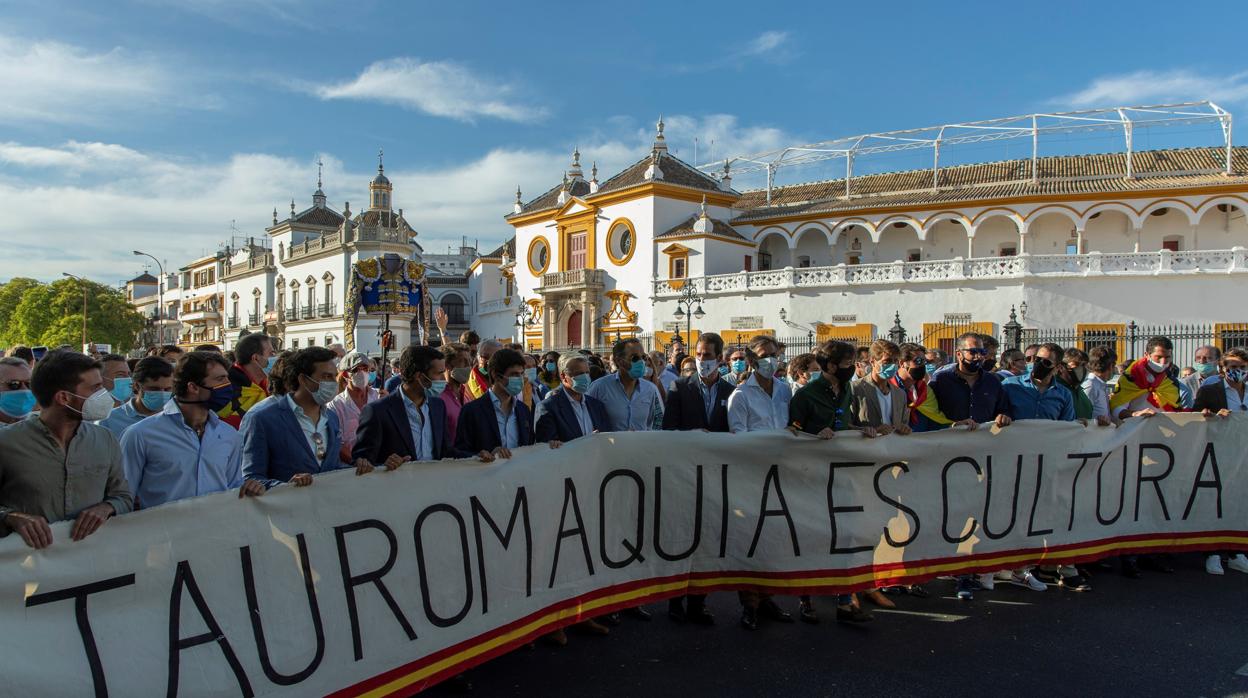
[528,237,550,274]
[608,221,636,264]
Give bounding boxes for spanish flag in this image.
[1109,357,1182,413]
[466,365,490,399]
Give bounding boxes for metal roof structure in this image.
[698,102,1234,203]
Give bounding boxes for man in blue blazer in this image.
[242,346,362,491]
[535,353,609,445]
[353,345,481,468]
[454,348,534,460]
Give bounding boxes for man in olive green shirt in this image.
[0,351,133,548]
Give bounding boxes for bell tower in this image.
[369,149,392,211]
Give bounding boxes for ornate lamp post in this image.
[61,273,89,350]
[888,311,907,345]
[514,296,536,346]
[671,284,704,347]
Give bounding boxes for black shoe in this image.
[740,607,758,631]
[687,606,715,625]
[446,673,473,693]
[1060,573,1092,592]
[600,613,622,627]
[759,598,794,623]
[906,584,930,599]
[798,599,819,624]
[836,605,874,623]
[1121,559,1142,579]
[624,606,652,621]
[667,600,686,624]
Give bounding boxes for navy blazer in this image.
[242,396,348,488]
[352,390,465,463]
[662,375,734,433]
[454,392,534,454]
[534,387,609,443]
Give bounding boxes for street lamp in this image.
[133,250,165,345]
[671,284,704,346]
[61,273,89,350]
[514,296,536,346]
[778,307,816,347]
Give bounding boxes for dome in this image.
[372,171,391,186]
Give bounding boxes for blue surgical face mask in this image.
[0,389,36,419]
[717,365,730,376]
[110,377,133,403]
[925,363,937,377]
[524,367,538,383]
[263,355,277,375]
[367,371,376,385]
[141,390,172,411]
[505,375,524,396]
[628,359,646,379]
[878,363,898,380]
[731,359,747,374]
[570,373,592,393]
[428,379,447,397]
[1025,361,1035,375]
[1194,362,1217,377]
[545,361,557,374]
[1226,367,1246,384]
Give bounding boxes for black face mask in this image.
[1031,360,1054,381]
[958,356,983,373]
[908,363,926,381]
[833,365,856,385]
[982,358,997,372]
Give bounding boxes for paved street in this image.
[448,555,1248,697]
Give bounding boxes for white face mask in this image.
[304,376,338,406]
[696,359,719,379]
[350,371,369,389]
[755,357,778,379]
[69,388,115,421]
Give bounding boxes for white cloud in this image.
[743,30,789,57]
[311,58,548,123]
[1057,69,1248,108]
[0,113,794,282]
[0,34,207,125]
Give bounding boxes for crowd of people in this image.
[0,323,1245,684]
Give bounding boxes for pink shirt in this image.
[440,384,469,444]
[328,387,380,450]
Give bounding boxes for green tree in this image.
[11,279,145,352]
[0,277,42,346]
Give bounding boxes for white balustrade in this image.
[651,249,1244,298]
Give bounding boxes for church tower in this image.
[369,149,392,211]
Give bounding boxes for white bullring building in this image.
[500,103,1248,355]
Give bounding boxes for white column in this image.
[588,302,599,347]
[580,294,591,348]
[1133,224,1142,253]
[1018,229,1026,255]
[1076,227,1085,254]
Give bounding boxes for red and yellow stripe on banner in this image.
[328,530,1248,697]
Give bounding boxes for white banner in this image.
[1,415,1246,697]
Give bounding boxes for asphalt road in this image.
[441,554,1248,697]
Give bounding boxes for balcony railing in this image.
[226,315,239,329]
[539,268,606,293]
[286,306,301,321]
[317,302,337,318]
[286,232,342,261]
[181,308,221,323]
[653,248,1248,297]
[302,304,314,319]
[248,312,261,326]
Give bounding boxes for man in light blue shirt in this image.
[1002,343,1075,422]
[400,381,434,461]
[120,351,254,508]
[586,338,663,432]
[99,357,174,440]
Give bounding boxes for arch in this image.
[875,215,925,243]
[1021,205,1080,236]
[1079,202,1144,229]
[921,211,972,238]
[756,230,792,270]
[1137,199,1199,226]
[830,218,877,246]
[793,226,834,267]
[1194,195,1248,220]
[969,207,1024,236]
[752,224,792,242]
[792,221,835,246]
[566,309,582,347]
[439,292,467,325]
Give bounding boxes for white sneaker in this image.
[1227,554,1248,574]
[1206,554,1225,575]
[994,570,1015,581]
[1011,570,1047,591]
[977,573,995,591]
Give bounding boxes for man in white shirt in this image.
[1082,345,1117,424]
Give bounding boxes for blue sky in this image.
[1,0,1246,282]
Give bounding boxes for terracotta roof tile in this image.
[596,152,726,196]
[292,206,344,227]
[657,215,749,241]
[732,146,1248,222]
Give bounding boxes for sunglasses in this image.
[311,432,326,461]
[1033,357,1054,369]
[961,348,988,357]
